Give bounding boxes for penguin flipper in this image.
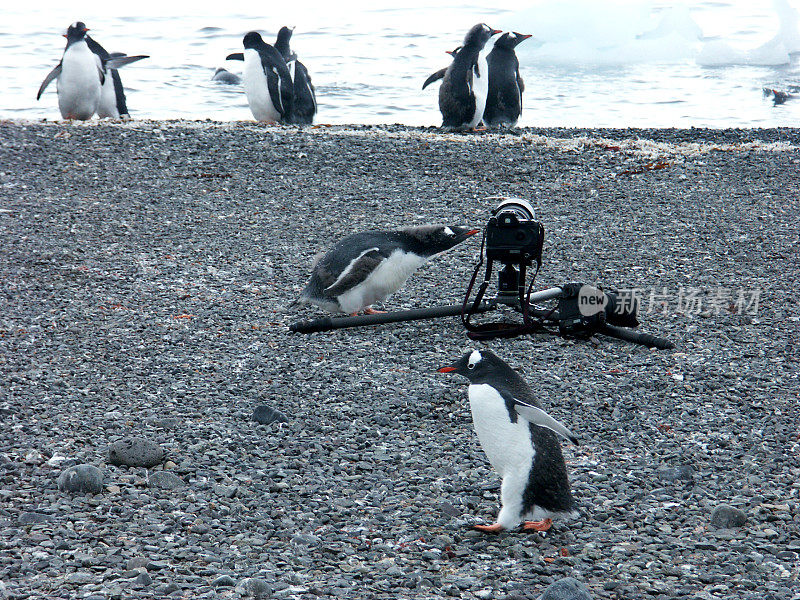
[36,63,62,100]
[512,397,579,445]
[266,64,293,121]
[226,52,245,61]
[422,68,447,90]
[323,248,386,297]
[105,55,149,69]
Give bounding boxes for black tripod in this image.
[289,276,674,349]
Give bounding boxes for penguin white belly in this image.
[335,250,426,313]
[97,73,119,118]
[57,44,101,120]
[243,49,280,122]
[469,54,490,128]
[468,384,534,476]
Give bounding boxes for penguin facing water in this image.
[227,31,293,123]
[37,22,147,120]
[274,26,317,124]
[435,23,500,130]
[296,225,479,315]
[439,349,579,533]
[484,32,532,127]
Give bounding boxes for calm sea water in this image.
[2,0,800,128]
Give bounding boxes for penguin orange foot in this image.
[523,518,552,532]
[473,523,504,533]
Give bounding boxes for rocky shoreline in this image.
[1,121,798,599]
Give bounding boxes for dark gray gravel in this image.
[1,121,799,600]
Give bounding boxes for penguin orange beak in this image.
[492,29,503,35]
[514,32,533,40]
[466,229,481,236]
[437,366,456,373]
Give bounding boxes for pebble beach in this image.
[1,120,799,599]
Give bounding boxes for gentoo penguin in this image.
[484,32,532,127]
[438,349,579,533]
[84,36,148,119]
[437,23,501,130]
[421,47,462,90]
[227,31,293,123]
[212,67,241,84]
[274,26,317,124]
[296,225,480,315]
[37,22,146,120]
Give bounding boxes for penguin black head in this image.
[65,22,89,43]
[275,26,297,61]
[463,23,502,48]
[495,32,533,50]
[438,349,507,383]
[242,31,266,49]
[406,225,480,257]
[446,46,462,57]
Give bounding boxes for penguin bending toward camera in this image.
[296,225,479,315]
[439,349,579,533]
[436,23,500,130]
[37,22,147,120]
[484,32,532,128]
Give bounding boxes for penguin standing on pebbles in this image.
[484,32,532,127]
[435,23,501,130]
[37,22,147,120]
[227,31,293,123]
[438,349,579,533]
[84,36,149,119]
[296,225,480,315]
[274,26,317,124]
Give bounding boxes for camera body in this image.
[485,198,545,267]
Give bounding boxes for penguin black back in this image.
[438,23,498,129]
[273,26,316,125]
[484,32,531,127]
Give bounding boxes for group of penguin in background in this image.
[295,224,580,532]
[37,21,529,130]
[37,22,318,125]
[423,23,532,130]
[37,22,148,120]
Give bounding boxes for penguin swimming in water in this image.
[227,31,293,123]
[37,22,147,120]
[296,225,480,315]
[438,349,579,533]
[421,47,462,90]
[436,23,501,130]
[484,32,532,128]
[274,26,317,124]
[84,36,148,119]
[212,67,241,85]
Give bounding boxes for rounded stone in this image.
[148,471,185,490]
[57,464,104,494]
[252,404,288,426]
[212,575,236,587]
[108,437,165,468]
[540,577,593,600]
[710,504,747,528]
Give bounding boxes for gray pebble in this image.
[212,575,236,587]
[710,504,748,528]
[18,511,54,524]
[252,404,288,425]
[237,577,272,599]
[148,471,185,490]
[57,464,104,494]
[108,437,165,468]
[539,577,592,600]
[656,464,695,482]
